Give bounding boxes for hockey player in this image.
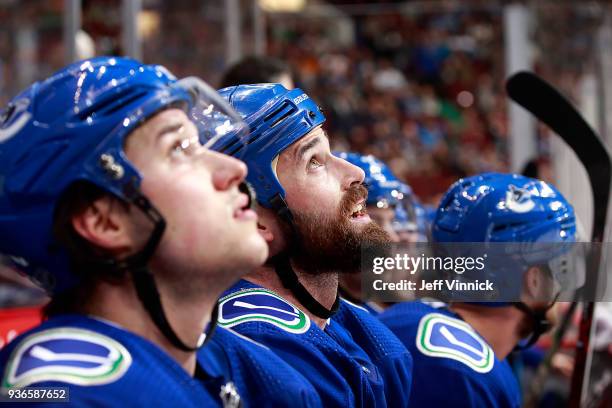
[379,173,577,408]
[214,84,413,407]
[0,57,320,407]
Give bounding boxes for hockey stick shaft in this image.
[506,71,612,407]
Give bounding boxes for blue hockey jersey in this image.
[360,302,384,316]
[218,279,413,407]
[0,314,321,407]
[199,323,321,407]
[379,301,522,408]
[333,299,412,408]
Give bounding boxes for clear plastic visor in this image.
[390,195,419,234]
[173,77,249,157]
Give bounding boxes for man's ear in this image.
[71,195,133,254]
[255,206,290,258]
[523,266,544,301]
[256,207,276,243]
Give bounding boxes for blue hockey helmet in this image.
[433,172,576,244]
[0,56,249,294]
[217,84,325,210]
[433,173,578,301]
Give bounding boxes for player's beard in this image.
[290,184,390,275]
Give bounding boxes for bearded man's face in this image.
[275,127,390,274]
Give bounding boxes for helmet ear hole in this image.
[1,104,16,124]
[492,224,507,233]
[264,101,296,128]
[438,194,455,212]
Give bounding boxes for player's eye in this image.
[170,136,198,157]
[308,157,323,170]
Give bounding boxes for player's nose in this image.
[209,151,248,191]
[335,156,366,190]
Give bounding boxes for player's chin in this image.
[353,220,392,245]
[238,234,269,268]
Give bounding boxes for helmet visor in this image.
[175,77,249,158]
[392,194,418,232]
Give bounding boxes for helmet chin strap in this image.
[91,191,216,352]
[274,254,340,319]
[512,295,558,350]
[269,194,340,319]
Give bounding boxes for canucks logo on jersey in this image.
[219,288,310,334]
[416,313,494,373]
[2,327,132,390]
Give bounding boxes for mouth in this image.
[349,199,370,222]
[233,193,257,222]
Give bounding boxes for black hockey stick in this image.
[506,71,612,408]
